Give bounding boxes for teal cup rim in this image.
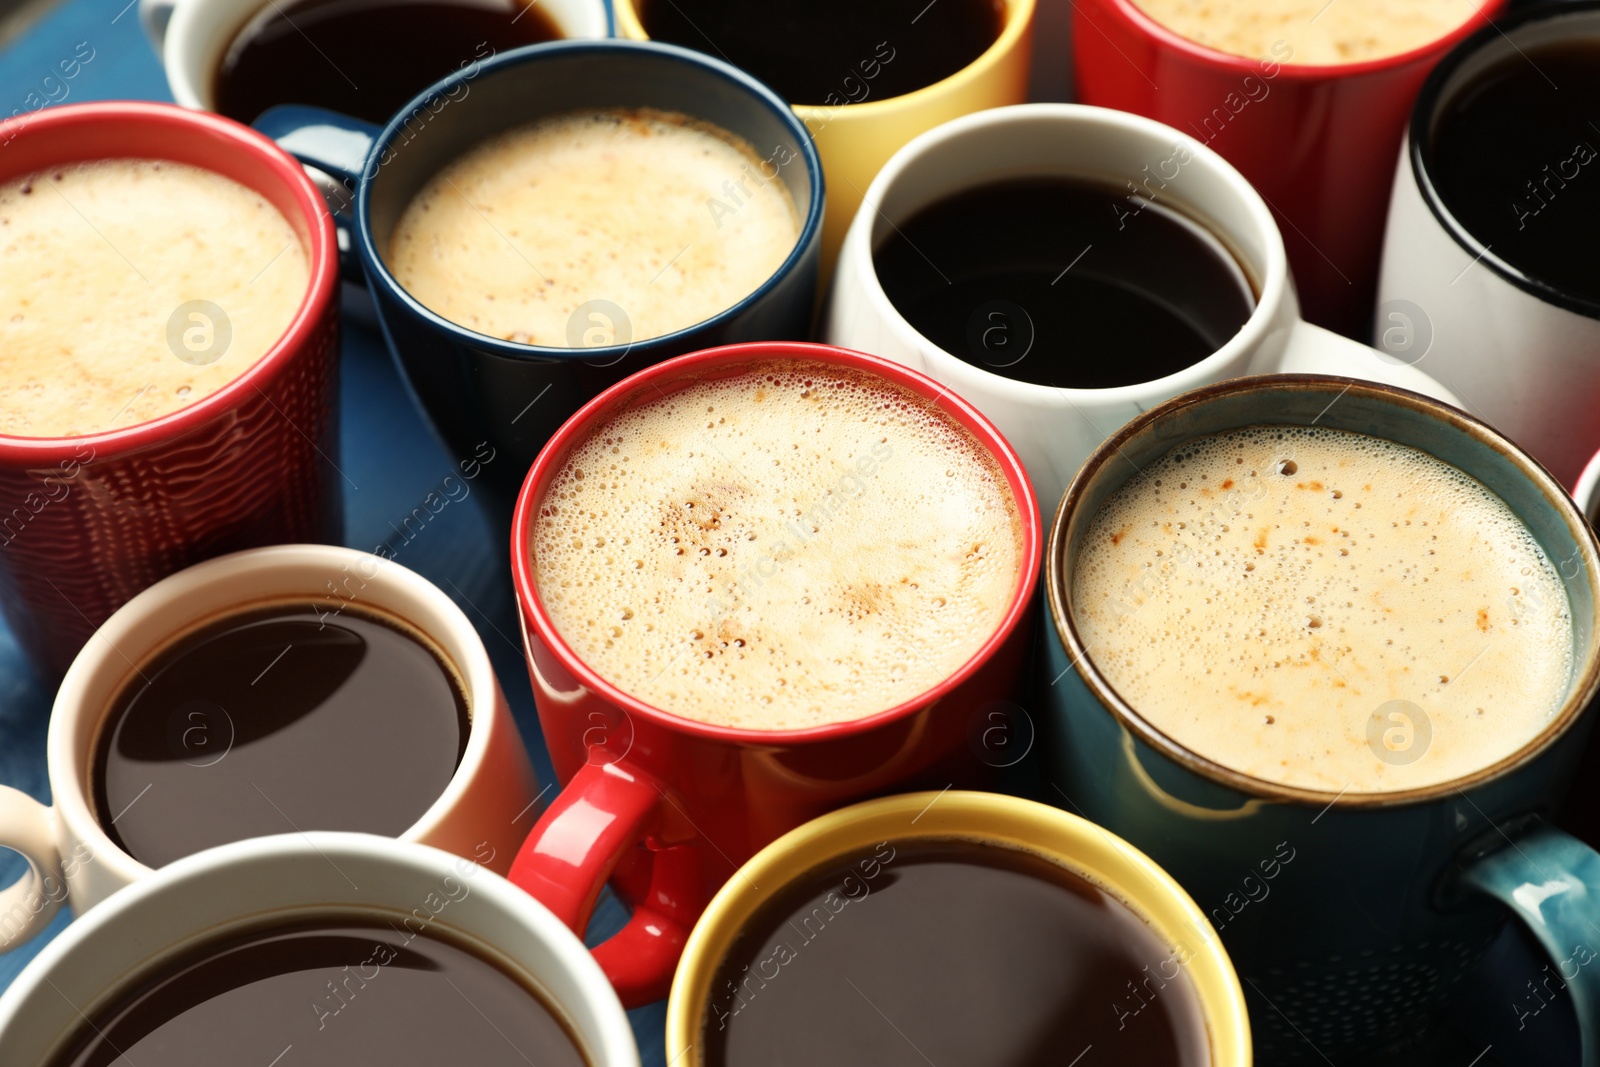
[1045,372,1600,809]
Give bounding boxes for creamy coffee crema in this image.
[1072,426,1573,793]
[532,361,1024,729]
[1130,0,1482,65]
[387,108,800,347]
[0,159,308,437]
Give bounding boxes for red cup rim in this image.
[0,101,339,461]
[510,341,1044,747]
[1099,0,1506,77]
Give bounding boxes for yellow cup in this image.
[613,0,1036,278]
[666,790,1252,1065]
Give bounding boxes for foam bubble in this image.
[1071,425,1574,792]
[531,361,1024,729]
[1129,0,1480,65]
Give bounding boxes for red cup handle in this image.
[507,758,690,1005]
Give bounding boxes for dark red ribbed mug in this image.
[506,342,1042,1005]
[0,102,341,678]
[1071,0,1504,337]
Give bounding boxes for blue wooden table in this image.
[0,2,1580,1064]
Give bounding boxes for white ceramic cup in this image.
[0,832,640,1065]
[825,103,1461,515]
[1375,3,1600,491]
[141,0,610,112]
[0,544,540,954]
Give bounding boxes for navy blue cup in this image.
[255,40,824,526]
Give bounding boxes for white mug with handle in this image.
[825,103,1461,516]
[0,544,540,955]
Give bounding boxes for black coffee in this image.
[636,0,1003,105]
[1429,39,1600,307]
[703,839,1210,1066]
[93,602,469,869]
[46,918,588,1067]
[874,177,1256,389]
[213,0,560,125]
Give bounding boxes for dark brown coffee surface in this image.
[703,838,1211,1066]
[1430,39,1600,307]
[47,919,588,1067]
[874,176,1255,389]
[636,0,1002,105]
[93,603,469,869]
[213,0,560,125]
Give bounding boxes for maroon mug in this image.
[506,342,1043,1005]
[0,101,341,677]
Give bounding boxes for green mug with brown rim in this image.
[1039,373,1600,1064]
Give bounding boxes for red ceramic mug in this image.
[1071,0,1503,338]
[0,102,341,677]
[507,341,1042,1005]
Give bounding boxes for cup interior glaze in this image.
[49,545,508,893]
[510,341,1041,745]
[1048,374,1600,807]
[665,791,1251,1065]
[354,39,823,366]
[0,101,336,460]
[1408,0,1600,322]
[0,833,639,1067]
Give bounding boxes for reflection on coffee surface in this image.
[1072,426,1573,792]
[46,918,588,1067]
[531,360,1024,729]
[637,0,1003,105]
[93,602,469,868]
[1430,39,1600,307]
[703,839,1209,1066]
[387,109,800,348]
[1129,0,1480,64]
[874,176,1255,389]
[0,160,307,437]
[215,0,559,125]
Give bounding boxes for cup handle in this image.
[0,785,61,954]
[252,105,378,285]
[138,0,176,52]
[1262,319,1465,408]
[506,759,692,1006]
[1460,825,1600,1065]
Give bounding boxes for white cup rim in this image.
[47,543,503,888]
[838,102,1293,408]
[0,831,639,1066]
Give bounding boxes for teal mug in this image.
[1041,374,1600,1064]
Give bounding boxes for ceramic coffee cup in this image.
[1072,0,1503,337]
[826,103,1461,517]
[1041,374,1600,1063]
[612,0,1034,276]
[1376,1,1600,491]
[505,341,1042,1006]
[141,0,609,118]
[0,101,341,679]
[0,833,639,1065]
[666,791,1252,1065]
[0,544,539,955]
[255,40,824,532]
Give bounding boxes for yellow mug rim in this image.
[665,790,1252,1065]
[612,0,1037,118]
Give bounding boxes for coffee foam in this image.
[1071,426,1573,793]
[386,108,801,348]
[0,159,308,437]
[531,361,1024,730]
[1130,0,1481,64]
